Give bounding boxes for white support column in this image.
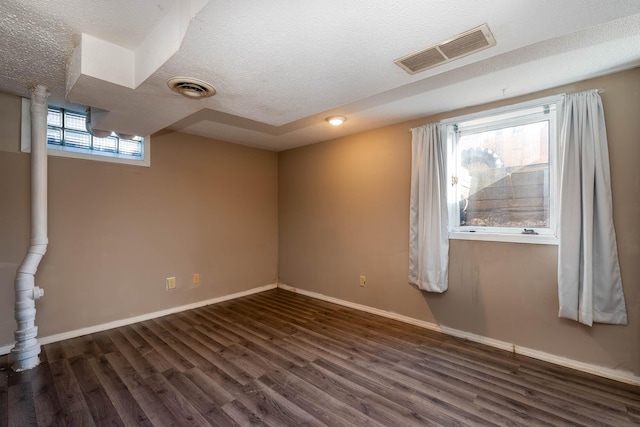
[10,85,49,371]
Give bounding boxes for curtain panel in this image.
[408,124,449,293]
[557,90,628,326]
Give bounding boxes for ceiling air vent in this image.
[395,24,496,75]
[167,77,216,99]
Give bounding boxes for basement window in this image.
[20,99,150,167]
[441,95,562,245]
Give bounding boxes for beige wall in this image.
[0,95,278,346]
[1,69,638,377]
[279,68,640,375]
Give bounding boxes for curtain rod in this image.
[408,89,604,132]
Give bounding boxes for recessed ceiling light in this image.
[326,116,346,126]
[167,77,216,99]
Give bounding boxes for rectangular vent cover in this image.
[395,24,496,75]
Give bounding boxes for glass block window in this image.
[46,107,144,160]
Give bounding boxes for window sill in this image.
[449,231,559,245]
[45,144,150,167]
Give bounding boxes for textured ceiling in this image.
[1,0,640,151]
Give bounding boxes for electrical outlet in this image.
[359,275,366,287]
[193,273,200,285]
[166,277,176,290]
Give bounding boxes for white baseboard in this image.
[0,343,11,356]
[277,283,640,386]
[5,281,637,386]
[0,283,277,356]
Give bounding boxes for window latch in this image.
[522,228,538,235]
[451,176,458,186]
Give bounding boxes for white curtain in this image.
[558,90,627,326]
[408,124,449,292]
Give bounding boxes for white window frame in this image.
[441,95,564,245]
[20,98,150,167]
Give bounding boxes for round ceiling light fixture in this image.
[326,116,346,126]
[167,77,216,99]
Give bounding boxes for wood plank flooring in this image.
[1,288,639,426]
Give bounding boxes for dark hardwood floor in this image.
[1,288,639,426]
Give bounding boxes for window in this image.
[442,95,562,244]
[20,99,150,166]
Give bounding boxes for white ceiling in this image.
[1,1,640,151]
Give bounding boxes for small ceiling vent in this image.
[395,24,496,75]
[167,77,216,99]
